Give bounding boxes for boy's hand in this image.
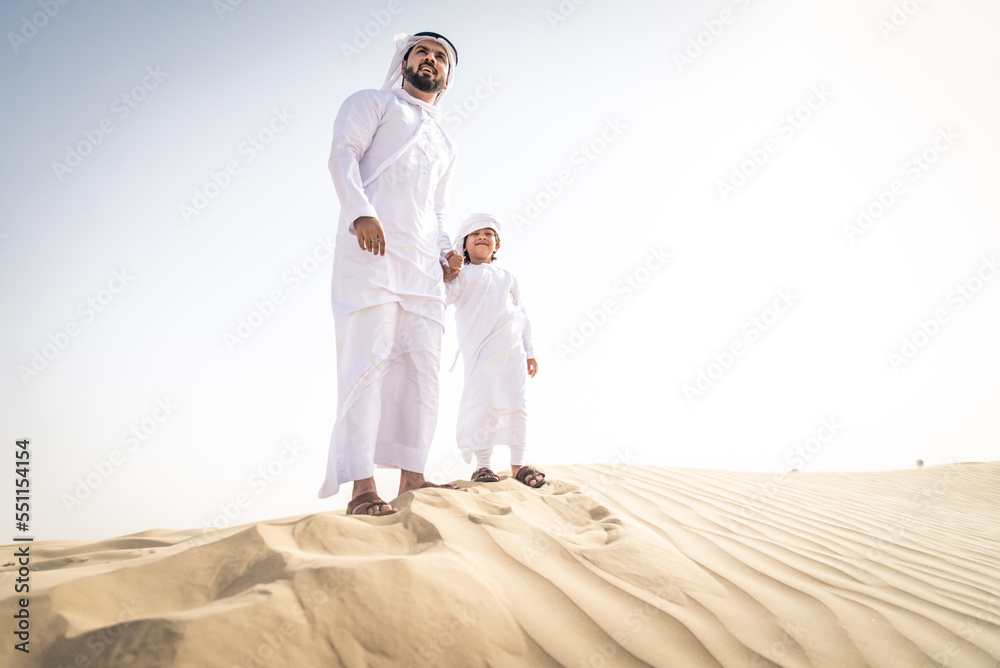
[443,250,462,282]
[527,358,538,378]
[354,216,386,256]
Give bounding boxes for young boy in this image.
[445,213,544,488]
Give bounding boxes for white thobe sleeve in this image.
[511,275,535,358]
[329,91,381,233]
[444,271,462,305]
[435,152,456,265]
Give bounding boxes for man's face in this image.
[402,39,450,95]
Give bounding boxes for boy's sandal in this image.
[347,492,396,516]
[514,466,546,488]
[471,467,501,483]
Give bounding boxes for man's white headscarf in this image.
[454,213,502,254]
[381,32,458,107]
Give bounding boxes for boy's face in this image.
[464,227,498,264]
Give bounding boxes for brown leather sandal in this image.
[471,467,501,483]
[347,492,396,516]
[514,465,546,488]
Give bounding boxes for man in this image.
[318,32,464,516]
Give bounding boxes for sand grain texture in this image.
[2,463,999,667]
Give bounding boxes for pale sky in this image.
[2,0,999,542]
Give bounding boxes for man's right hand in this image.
[354,216,386,256]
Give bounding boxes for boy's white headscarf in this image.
[381,32,458,107]
[454,213,502,253]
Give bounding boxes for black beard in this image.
[403,65,445,94]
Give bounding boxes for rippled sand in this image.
[2,463,998,667]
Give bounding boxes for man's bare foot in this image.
[398,470,427,495]
[398,470,463,495]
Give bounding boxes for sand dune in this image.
[3,463,999,667]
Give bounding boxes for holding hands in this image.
[443,250,463,282]
[355,216,463,284]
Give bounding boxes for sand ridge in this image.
[2,463,998,667]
